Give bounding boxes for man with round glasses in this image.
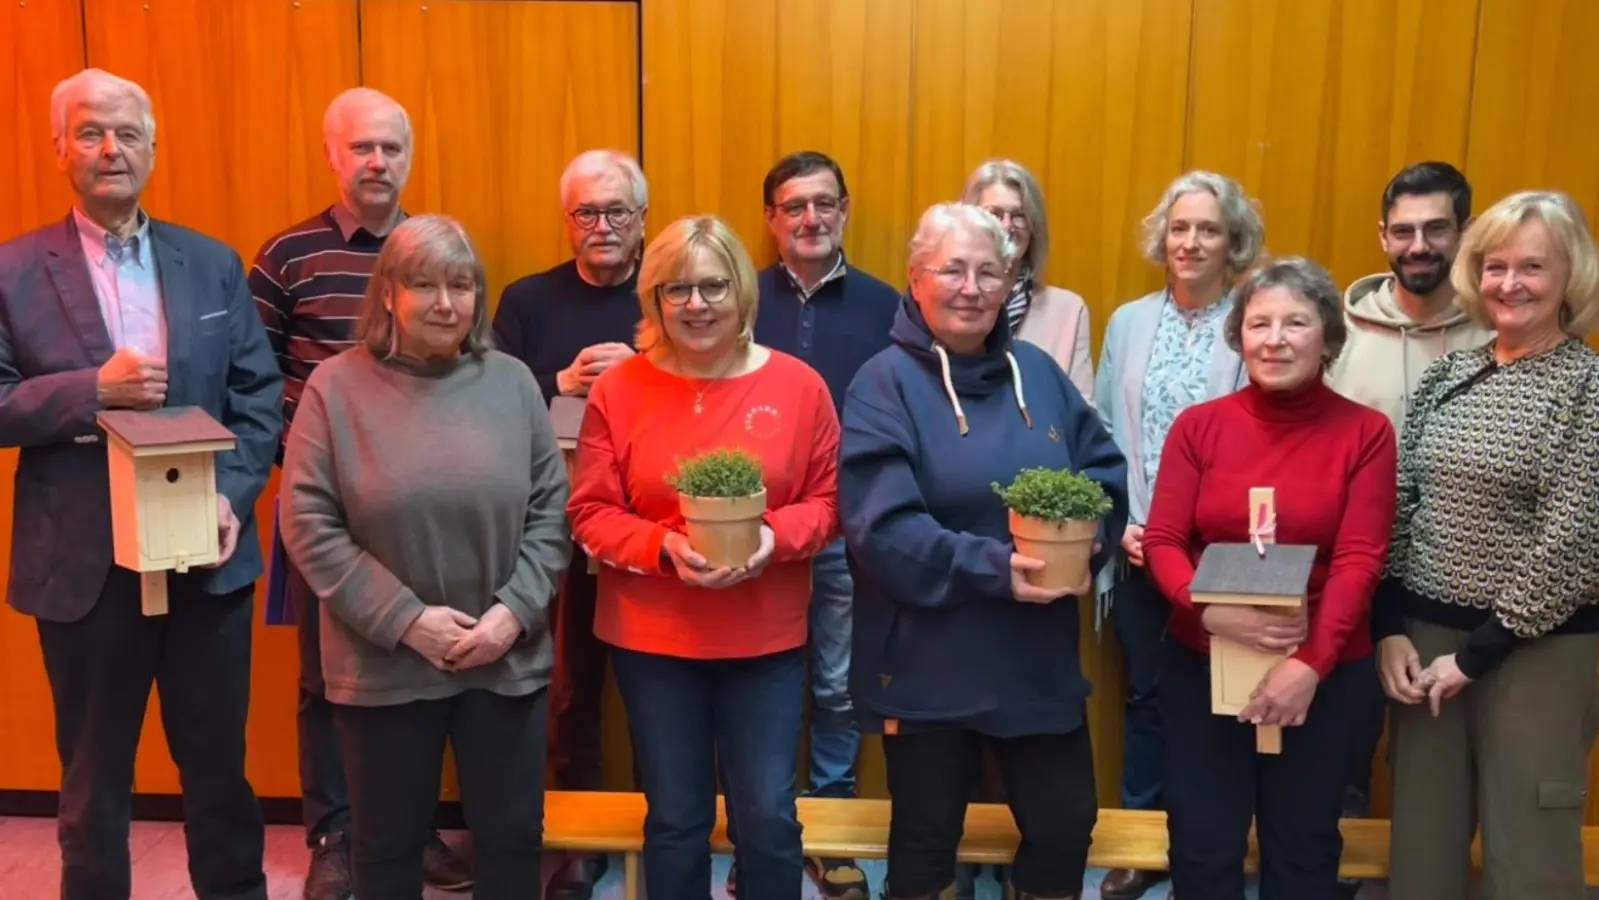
[491,148,649,900]
[733,150,899,900]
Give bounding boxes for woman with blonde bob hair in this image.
[280,214,572,899]
[1377,190,1599,900]
[567,216,840,900]
[962,159,1095,400]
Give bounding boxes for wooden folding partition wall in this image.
[2,0,1598,819]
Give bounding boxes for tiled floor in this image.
[6,816,1573,900]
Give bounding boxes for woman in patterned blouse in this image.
[1090,170,1264,900]
[1376,190,1599,900]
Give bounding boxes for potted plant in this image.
[666,447,768,570]
[992,466,1113,590]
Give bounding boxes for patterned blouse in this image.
[1379,338,1599,676]
[1139,296,1228,492]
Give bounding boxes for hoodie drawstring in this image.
[932,343,1032,436]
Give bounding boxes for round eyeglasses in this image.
[658,278,732,306]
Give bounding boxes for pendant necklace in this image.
[689,349,744,415]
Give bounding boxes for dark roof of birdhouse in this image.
[97,406,236,448]
[548,395,587,443]
[1190,543,1317,597]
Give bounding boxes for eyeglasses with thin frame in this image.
[657,278,732,306]
[923,265,1007,294]
[569,206,638,231]
[1383,220,1455,246]
[982,206,1029,229]
[773,197,842,220]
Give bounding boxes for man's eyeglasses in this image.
[658,278,732,306]
[774,197,842,220]
[569,206,638,231]
[923,265,1007,294]
[1383,220,1455,245]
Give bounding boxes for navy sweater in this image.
[753,262,900,417]
[491,260,640,406]
[839,296,1129,737]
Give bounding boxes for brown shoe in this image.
[1098,868,1169,900]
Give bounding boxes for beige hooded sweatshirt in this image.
[1328,273,1495,435]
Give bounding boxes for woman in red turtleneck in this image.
[1142,257,1397,900]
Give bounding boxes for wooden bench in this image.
[544,790,1599,899]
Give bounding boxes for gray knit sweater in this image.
[280,345,571,706]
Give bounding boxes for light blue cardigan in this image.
[1090,289,1248,626]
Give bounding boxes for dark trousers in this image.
[333,688,549,900]
[1341,654,1387,817]
[1162,640,1357,900]
[36,568,265,900]
[287,553,352,843]
[883,726,1098,898]
[612,646,806,900]
[547,553,609,791]
[1111,565,1169,811]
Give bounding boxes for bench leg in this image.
[623,851,640,900]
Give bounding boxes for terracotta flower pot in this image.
[680,488,768,570]
[1009,510,1098,590]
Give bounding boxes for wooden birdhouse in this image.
[1190,488,1314,755]
[96,406,238,617]
[547,395,598,575]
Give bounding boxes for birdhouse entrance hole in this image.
[165,468,180,483]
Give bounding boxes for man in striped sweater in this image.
[248,87,473,900]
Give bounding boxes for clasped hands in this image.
[401,604,523,672]
[1378,635,1470,716]
[1202,604,1320,727]
[661,526,776,588]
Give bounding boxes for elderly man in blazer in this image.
[0,68,281,900]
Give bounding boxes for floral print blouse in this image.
[1139,296,1227,492]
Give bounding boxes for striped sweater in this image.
[248,204,404,457]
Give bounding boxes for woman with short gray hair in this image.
[840,202,1129,900]
[962,159,1095,400]
[1144,255,1396,898]
[281,214,571,899]
[1092,170,1265,900]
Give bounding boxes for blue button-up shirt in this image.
[74,206,166,360]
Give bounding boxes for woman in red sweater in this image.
[566,215,839,900]
[1142,257,1396,900]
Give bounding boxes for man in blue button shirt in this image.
[739,151,899,900]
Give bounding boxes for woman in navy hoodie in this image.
[839,203,1129,900]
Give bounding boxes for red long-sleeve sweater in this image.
[566,350,840,659]
[1142,380,1397,678]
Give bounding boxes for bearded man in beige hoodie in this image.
[1327,160,1494,899]
[1331,161,1495,432]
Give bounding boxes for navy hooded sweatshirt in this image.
[839,295,1129,738]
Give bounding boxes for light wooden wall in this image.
[5,0,1599,820]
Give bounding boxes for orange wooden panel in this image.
[1465,0,1599,220]
[1186,0,1478,287]
[359,0,641,315]
[0,0,83,793]
[71,0,360,798]
[0,0,84,243]
[83,0,361,258]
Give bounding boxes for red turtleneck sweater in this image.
[1142,380,1397,677]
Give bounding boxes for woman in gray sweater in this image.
[280,214,572,900]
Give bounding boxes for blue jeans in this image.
[808,539,860,799]
[1111,565,1169,811]
[612,646,806,900]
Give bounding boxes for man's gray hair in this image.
[50,68,156,152]
[1223,256,1349,364]
[559,149,649,210]
[322,87,412,145]
[906,203,1018,275]
[1140,170,1265,277]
